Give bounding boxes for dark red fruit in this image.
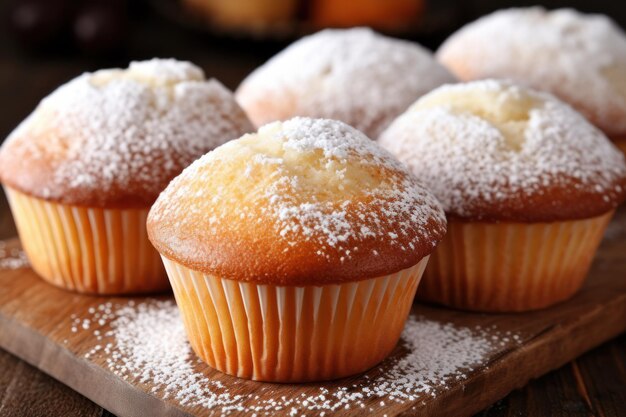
[73,1,128,54]
[8,0,72,47]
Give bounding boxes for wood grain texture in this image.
[0,349,105,417]
[476,333,626,417]
[3,335,624,417]
[0,207,625,417]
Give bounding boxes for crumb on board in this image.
[0,240,29,270]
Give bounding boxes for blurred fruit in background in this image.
[73,0,128,54]
[183,0,298,31]
[8,0,72,47]
[6,0,464,56]
[172,0,459,40]
[7,0,129,54]
[180,0,427,33]
[311,0,425,30]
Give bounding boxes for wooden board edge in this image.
[0,313,193,417]
[405,293,626,417]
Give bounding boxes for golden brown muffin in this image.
[148,117,446,381]
[437,7,626,146]
[236,28,455,139]
[379,80,626,311]
[0,59,253,294]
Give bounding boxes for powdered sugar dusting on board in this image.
[437,7,626,135]
[150,118,446,268]
[379,80,626,219]
[75,299,521,415]
[0,59,253,204]
[237,27,455,138]
[0,240,28,270]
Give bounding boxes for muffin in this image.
[437,7,626,152]
[147,117,446,381]
[379,80,626,312]
[0,59,253,294]
[236,28,455,138]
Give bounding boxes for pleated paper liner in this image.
[162,255,429,382]
[4,187,168,295]
[417,211,614,312]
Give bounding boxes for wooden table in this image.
[0,5,625,416]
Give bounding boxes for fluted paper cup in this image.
[4,186,167,294]
[162,256,429,382]
[418,212,613,312]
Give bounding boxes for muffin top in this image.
[437,7,626,136]
[236,27,455,138]
[378,80,626,222]
[148,117,446,285]
[0,59,253,208]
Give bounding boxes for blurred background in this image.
[0,1,625,411]
[0,0,625,144]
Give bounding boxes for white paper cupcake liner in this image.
[4,186,167,294]
[418,212,613,312]
[162,255,429,382]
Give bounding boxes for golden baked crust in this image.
[147,118,447,285]
[379,80,626,222]
[0,59,254,208]
[437,7,626,136]
[236,28,454,138]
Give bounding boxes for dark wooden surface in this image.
[1,334,625,417]
[1,2,626,416]
[1,229,626,417]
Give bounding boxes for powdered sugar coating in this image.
[0,58,253,207]
[148,117,446,284]
[379,80,626,221]
[75,299,519,415]
[264,119,444,254]
[437,7,626,135]
[236,27,455,138]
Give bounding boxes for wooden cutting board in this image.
[0,211,625,417]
